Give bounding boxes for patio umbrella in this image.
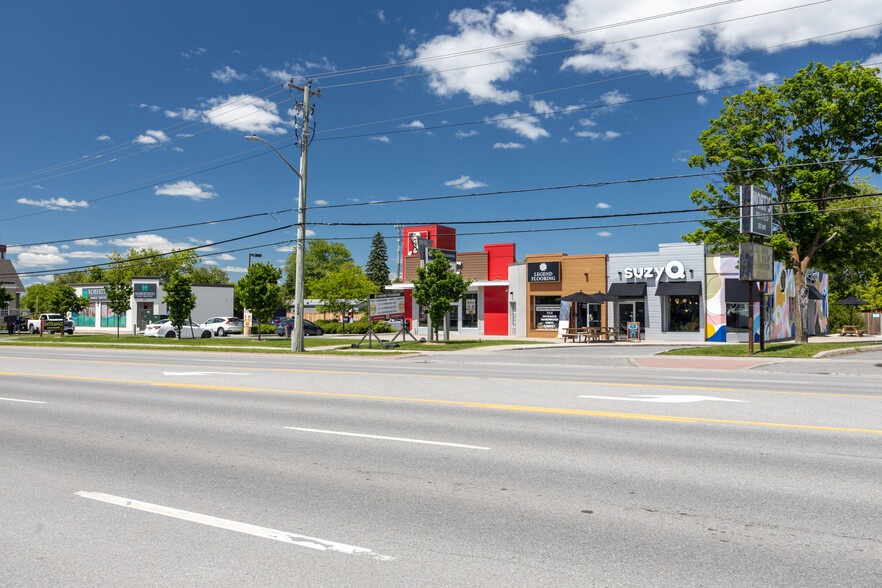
[561,290,597,304]
[586,291,618,302]
[832,296,869,325]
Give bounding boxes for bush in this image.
[315,318,395,335]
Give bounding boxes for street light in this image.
[246,134,308,352]
[248,253,262,267]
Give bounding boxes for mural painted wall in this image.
[705,256,828,342]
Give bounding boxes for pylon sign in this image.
[740,185,773,237]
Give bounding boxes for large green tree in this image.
[309,262,378,332]
[283,240,353,300]
[188,265,231,285]
[94,248,200,283]
[0,285,14,312]
[238,262,284,327]
[412,250,471,342]
[162,273,197,338]
[364,231,391,290]
[684,61,882,343]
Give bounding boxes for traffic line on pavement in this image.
[2,370,881,435]
[162,371,249,376]
[284,426,490,450]
[75,491,393,560]
[578,395,747,403]
[1,354,879,398]
[0,396,45,404]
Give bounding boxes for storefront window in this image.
[726,303,750,332]
[666,296,700,332]
[532,296,561,330]
[462,293,478,329]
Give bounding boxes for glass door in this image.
[461,292,478,330]
[618,300,645,333]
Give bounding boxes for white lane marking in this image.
[284,426,491,450]
[75,492,393,560]
[0,396,46,404]
[578,395,747,404]
[162,371,249,376]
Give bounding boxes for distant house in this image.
[0,245,26,318]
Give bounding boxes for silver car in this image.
[202,317,244,337]
[144,319,212,339]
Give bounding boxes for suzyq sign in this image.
[623,260,686,281]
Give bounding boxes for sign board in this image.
[369,292,406,320]
[627,322,641,342]
[43,319,64,331]
[527,261,560,283]
[535,304,560,329]
[739,242,774,282]
[407,232,430,256]
[81,286,108,301]
[243,310,252,327]
[422,248,456,265]
[740,185,774,237]
[133,283,157,299]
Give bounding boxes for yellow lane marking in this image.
[2,370,880,435]
[0,354,879,399]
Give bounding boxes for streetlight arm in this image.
[245,135,302,179]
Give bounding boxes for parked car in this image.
[274,318,323,337]
[202,316,243,337]
[144,319,213,339]
[64,319,75,335]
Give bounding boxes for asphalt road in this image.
[1,346,880,586]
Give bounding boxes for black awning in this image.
[807,285,824,300]
[655,281,702,296]
[725,279,762,303]
[608,282,646,297]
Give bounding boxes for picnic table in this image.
[587,326,619,342]
[562,327,589,343]
[838,325,864,336]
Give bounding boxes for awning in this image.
[724,279,762,303]
[608,282,646,297]
[655,281,702,296]
[807,285,824,300]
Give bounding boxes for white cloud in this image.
[17,197,89,210]
[377,9,386,23]
[165,107,200,120]
[65,251,110,259]
[202,94,287,135]
[493,142,525,149]
[488,112,549,140]
[181,47,206,59]
[216,254,236,261]
[575,130,621,141]
[173,147,184,152]
[595,202,611,209]
[413,7,566,102]
[74,238,101,246]
[139,103,160,112]
[865,53,882,78]
[673,150,691,163]
[15,253,67,268]
[314,199,329,205]
[371,135,391,143]
[107,234,193,252]
[96,135,111,141]
[694,59,776,91]
[154,180,217,201]
[455,130,479,138]
[211,65,249,83]
[597,231,612,238]
[31,184,44,189]
[696,95,708,106]
[134,129,170,145]
[203,259,218,266]
[401,120,425,129]
[445,175,487,190]
[222,266,248,274]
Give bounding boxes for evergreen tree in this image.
[364,231,391,290]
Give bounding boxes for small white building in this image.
[69,277,233,332]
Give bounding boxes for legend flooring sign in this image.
[527,261,560,282]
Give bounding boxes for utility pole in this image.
[289,80,321,353]
[395,224,403,281]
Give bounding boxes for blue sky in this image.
[2,0,880,285]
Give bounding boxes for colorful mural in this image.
[705,256,827,342]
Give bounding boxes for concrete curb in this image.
[813,344,882,358]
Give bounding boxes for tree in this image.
[309,262,378,333]
[163,273,197,338]
[364,231,391,290]
[104,280,134,340]
[238,262,284,328]
[684,61,882,343]
[45,284,89,336]
[188,265,231,285]
[103,248,200,283]
[21,283,50,315]
[0,285,13,313]
[412,250,471,342]
[283,240,353,300]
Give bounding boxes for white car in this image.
[144,319,213,339]
[202,316,244,337]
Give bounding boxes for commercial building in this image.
[389,225,513,336]
[69,277,233,332]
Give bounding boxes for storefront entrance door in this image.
[618,300,645,334]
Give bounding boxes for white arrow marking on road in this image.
[75,492,393,560]
[578,395,747,403]
[162,371,249,376]
[284,426,490,450]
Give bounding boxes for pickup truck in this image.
[24,314,75,335]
